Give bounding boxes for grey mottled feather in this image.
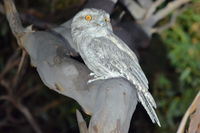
[79,35,160,126]
[71,8,160,126]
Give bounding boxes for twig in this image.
[152,6,187,33]
[177,91,200,133]
[0,95,12,101]
[20,85,40,99]
[16,102,43,133]
[17,50,27,74]
[144,0,165,20]
[76,110,88,133]
[7,107,26,124]
[151,0,191,26]
[0,49,20,79]
[3,0,25,39]
[36,99,63,114]
[13,50,28,88]
[119,11,125,20]
[139,0,191,36]
[0,79,12,93]
[0,3,55,29]
[0,57,20,83]
[0,82,42,133]
[2,2,42,132]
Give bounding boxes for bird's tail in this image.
[137,90,161,126]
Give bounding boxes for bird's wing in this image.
[107,33,161,126]
[86,36,160,126]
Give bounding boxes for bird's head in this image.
[71,8,113,38]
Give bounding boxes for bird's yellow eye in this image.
[85,15,92,21]
[105,18,110,22]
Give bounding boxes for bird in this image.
[71,8,161,126]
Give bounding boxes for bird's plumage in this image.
[71,8,160,126]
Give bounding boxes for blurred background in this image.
[0,0,199,133]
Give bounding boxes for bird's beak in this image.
[96,21,106,26]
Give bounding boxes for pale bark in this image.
[3,0,138,133]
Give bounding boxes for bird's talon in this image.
[89,73,95,76]
[87,79,96,84]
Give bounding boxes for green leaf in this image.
[180,68,191,81]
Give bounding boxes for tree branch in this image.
[152,6,187,33]
[0,3,56,30]
[137,0,153,9]
[3,0,26,39]
[139,0,191,36]
[144,0,164,20]
[16,102,43,133]
[188,99,200,133]
[177,91,200,133]
[76,110,88,133]
[0,50,20,83]
[13,50,28,89]
[151,0,191,26]
[3,1,139,133]
[120,0,146,19]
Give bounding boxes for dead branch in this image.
[119,0,191,36]
[0,3,55,29]
[0,83,42,133]
[12,50,28,89]
[35,99,63,114]
[0,84,43,133]
[0,75,42,133]
[16,102,43,133]
[2,1,43,132]
[152,0,191,26]
[20,85,40,99]
[0,95,12,101]
[16,50,27,77]
[141,0,191,36]
[0,82,12,98]
[144,0,165,20]
[188,99,200,133]
[137,0,153,9]
[3,0,25,39]
[76,110,88,133]
[152,6,187,33]
[177,91,200,133]
[150,0,190,36]
[3,0,140,133]
[120,0,146,19]
[0,50,20,83]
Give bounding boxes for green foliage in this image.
[162,2,200,89]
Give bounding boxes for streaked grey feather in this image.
[80,37,160,126]
[71,8,160,126]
